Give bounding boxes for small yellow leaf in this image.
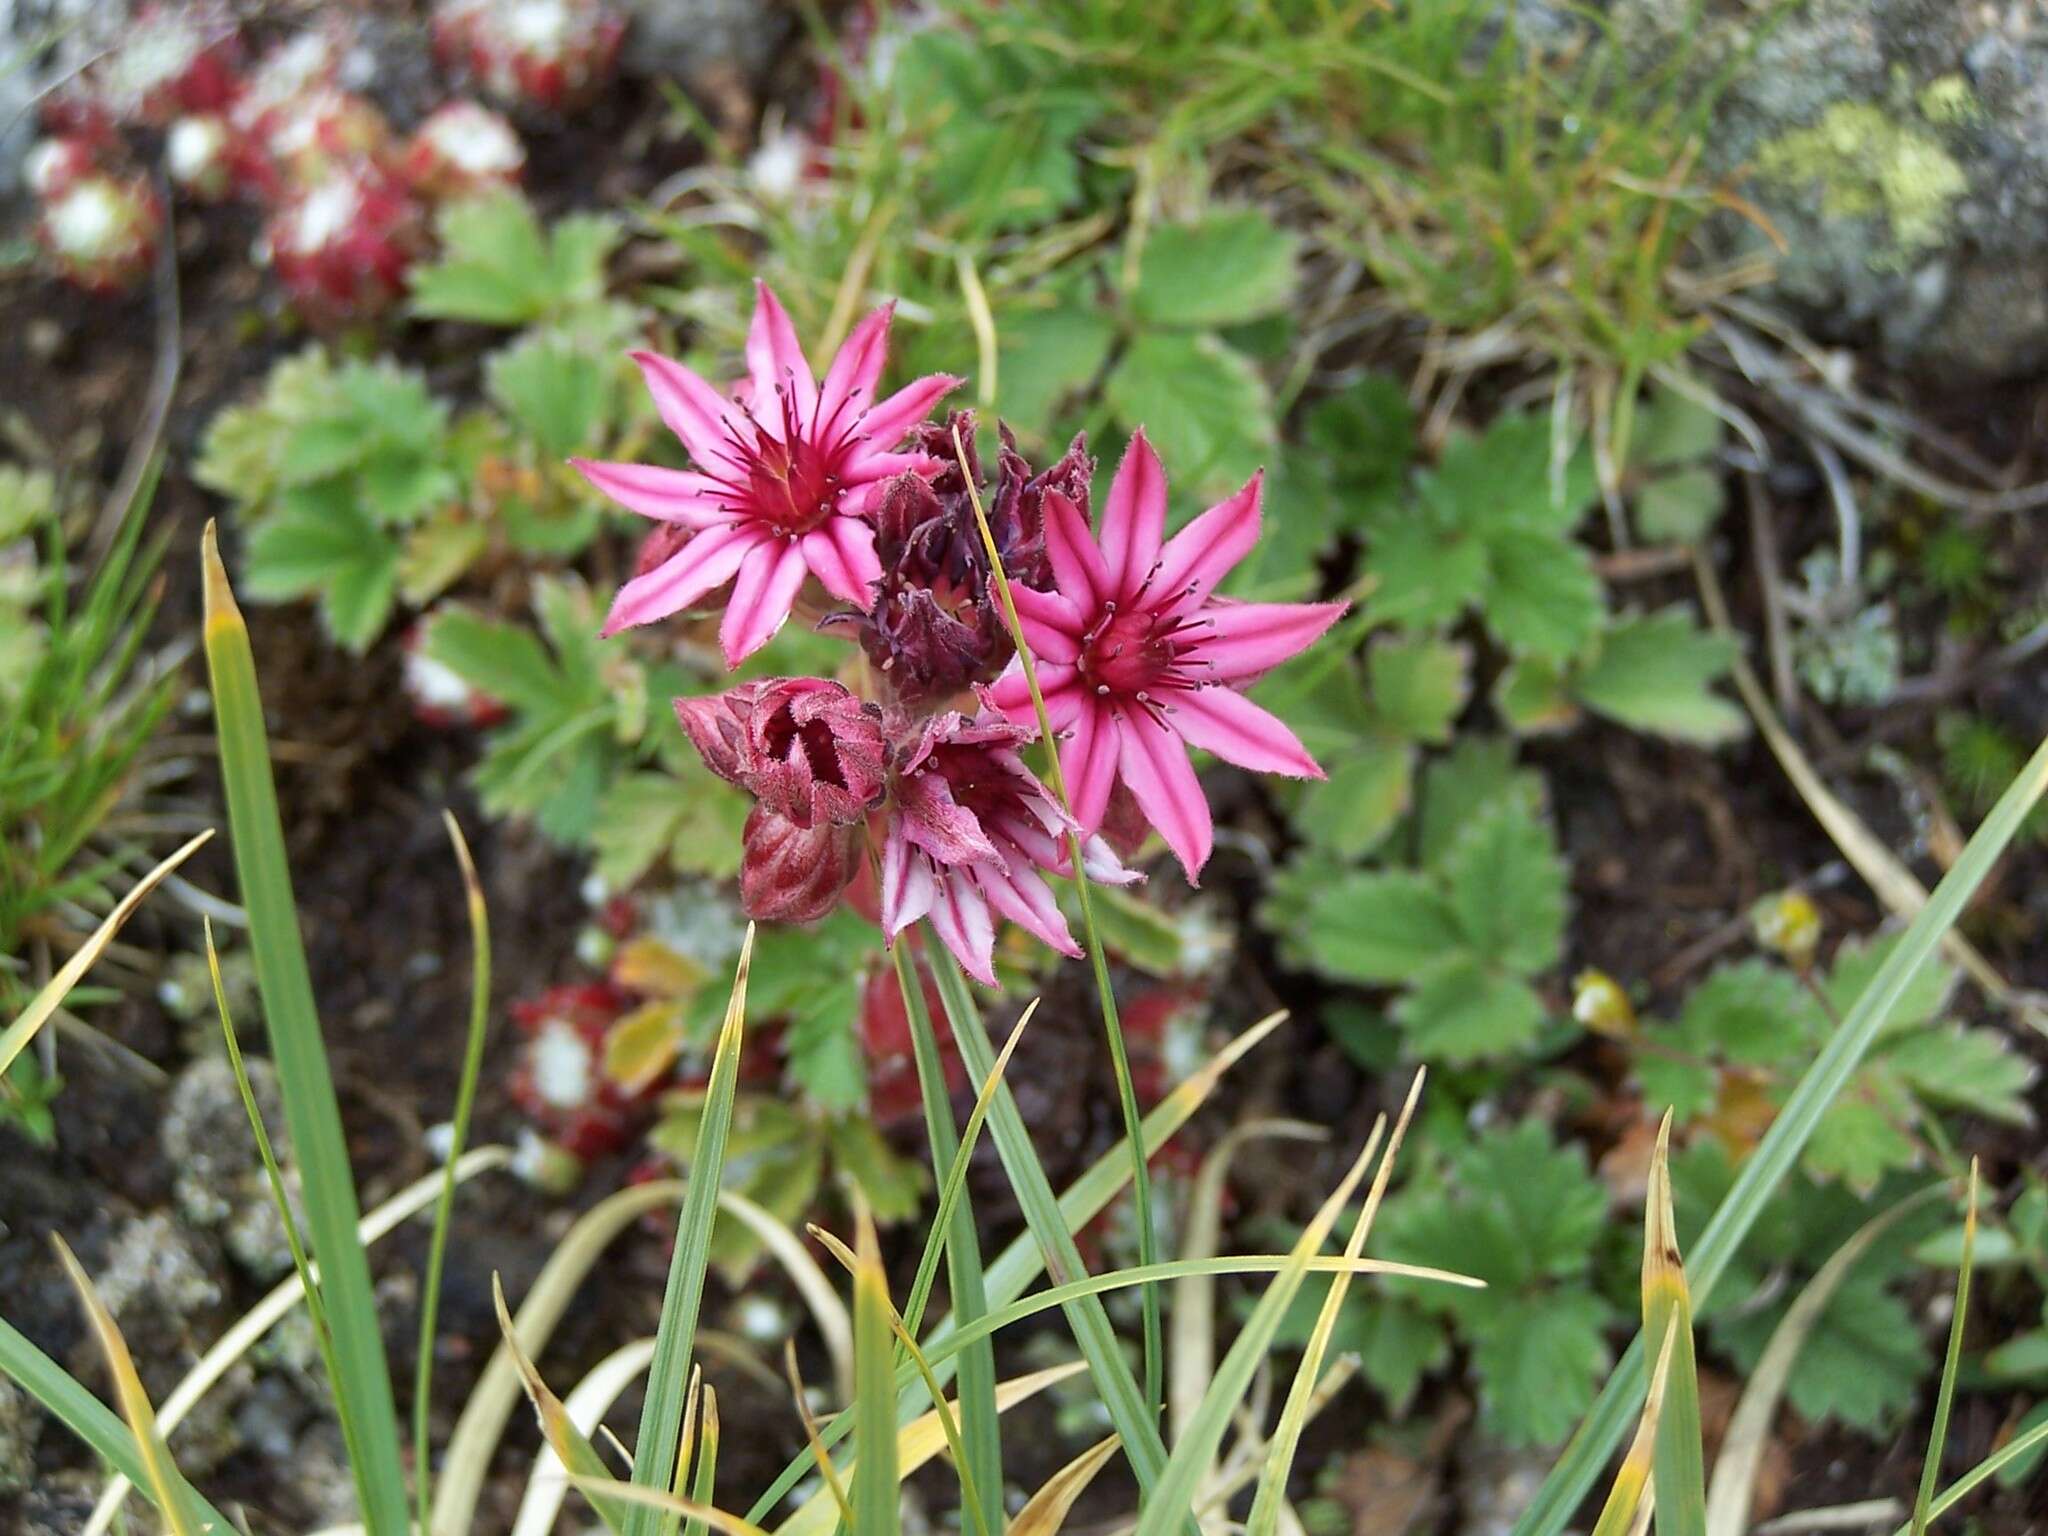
[613,936,709,1000]
[605,1003,684,1093]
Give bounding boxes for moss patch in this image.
[1755,101,1967,256]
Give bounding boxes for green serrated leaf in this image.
[1574,609,1743,744]
[1394,958,1547,1063]
[1484,529,1605,662]
[1416,738,1544,871]
[995,294,1116,438]
[1442,798,1567,976]
[1131,211,1300,329]
[1298,743,1413,860]
[1298,870,1465,984]
[410,190,618,326]
[1368,635,1470,745]
[1103,330,1274,497]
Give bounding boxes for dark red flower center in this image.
[706,382,859,537]
[1079,604,1184,698]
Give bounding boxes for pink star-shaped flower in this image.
[988,430,1346,883]
[572,280,960,663]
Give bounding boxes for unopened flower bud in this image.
[1752,890,1821,969]
[674,679,888,829]
[1572,969,1637,1038]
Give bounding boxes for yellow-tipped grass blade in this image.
[1591,1322,1683,1536]
[1010,1436,1122,1536]
[54,1236,198,1536]
[1642,1115,1706,1536]
[494,1274,630,1534]
[776,1361,1090,1536]
[0,829,212,1082]
[851,1201,902,1536]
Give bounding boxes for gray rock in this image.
[1612,0,2048,380]
[616,0,795,92]
[161,1054,303,1281]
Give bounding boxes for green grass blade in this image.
[1590,1323,1681,1536]
[1911,1163,1978,1536]
[927,943,1180,1513]
[891,942,1002,1535]
[0,1317,230,1533]
[1132,1131,1386,1536]
[1512,732,2048,1536]
[1247,1073,1425,1536]
[625,925,755,1535]
[415,814,495,1534]
[200,523,410,1536]
[1889,1417,2048,1536]
[852,1205,903,1536]
[742,1009,1287,1528]
[1643,1116,1706,1536]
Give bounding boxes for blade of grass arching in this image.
[1173,1120,1327,1447]
[1011,1436,1122,1536]
[0,829,212,1081]
[1888,1416,2048,1536]
[1911,1162,1978,1536]
[720,1189,853,1399]
[775,1363,1090,1536]
[207,916,359,1481]
[625,925,755,1536]
[416,814,494,1535]
[574,1480,774,1536]
[899,995,1034,1344]
[53,1237,198,1536]
[200,523,409,1535]
[852,1203,903,1536]
[1512,731,2048,1536]
[1703,1188,1940,1536]
[1642,1116,1706,1536]
[493,1276,630,1535]
[956,424,1163,1422]
[86,1148,510,1536]
[891,941,1002,1535]
[928,945,1178,1511]
[514,1339,656,1536]
[1130,1130,1387,1536]
[744,1010,1288,1529]
[1247,1071,1427,1536]
[0,1316,229,1534]
[1590,1323,1682,1536]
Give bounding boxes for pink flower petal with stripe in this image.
[1099,428,1167,602]
[1043,490,1107,610]
[1061,705,1122,832]
[570,458,734,526]
[626,350,742,468]
[1170,684,1323,778]
[1180,600,1348,681]
[745,279,817,419]
[1150,471,1263,617]
[602,522,760,636]
[817,303,893,429]
[718,538,810,664]
[931,876,997,985]
[1117,706,1213,882]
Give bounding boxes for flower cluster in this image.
[22,4,593,316]
[578,284,1343,983]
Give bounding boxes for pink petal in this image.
[901,771,1003,866]
[1034,669,1085,733]
[855,373,963,453]
[827,517,883,610]
[1100,428,1167,603]
[817,302,892,434]
[1043,489,1108,613]
[1168,684,1323,778]
[1149,471,1262,617]
[978,861,1080,958]
[845,451,946,492]
[601,523,757,636]
[1118,707,1213,883]
[570,458,734,527]
[1009,581,1086,641]
[746,280,818,424]
[931,875,997,986]
[1079,834,1143,886]
[628,350,742,469]
[987,664,1036,723]
[881,827,934,942]
[1179,600,1348,682]
[719,538,809,664]
[800,526,870,608]
[1061,704,1121,833]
